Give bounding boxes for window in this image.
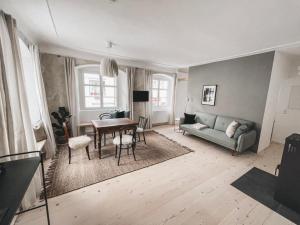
[79,67,117,109]
[18,37,41,125]
[152,75,170,109]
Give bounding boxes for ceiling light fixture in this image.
[100,41,119,77]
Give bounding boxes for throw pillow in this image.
[116,111,125,118]
[233,124,250,139]
[226,121,240,138]
[184,113,196,124]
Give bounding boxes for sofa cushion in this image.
[179,125,237,150]
[214,116,235,132]
[195,112,217,128]
[214,116,254,132]
[233,124,250,139]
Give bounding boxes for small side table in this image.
[174,118,181,132]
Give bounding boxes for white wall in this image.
[175,79,188,118]
[272,55,300,143]
[258,51,300,151]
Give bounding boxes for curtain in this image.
[169,73,177,124]
[126,67,135,119]
[145,69,153,129]
[30,45,56,158]
[64,57,78,135]
[0,11,41,209]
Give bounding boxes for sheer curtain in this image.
[145,69,153,129]
[64,57,78,135]
[0,11,41,209]
[126,67,135,119]
[31,45,56,158]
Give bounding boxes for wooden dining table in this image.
[91,118,139,159]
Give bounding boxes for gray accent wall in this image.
[188,52,275,133]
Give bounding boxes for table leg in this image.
[98,131,102,159]
[93,126,96,149]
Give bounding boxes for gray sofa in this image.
[179,112,257,154]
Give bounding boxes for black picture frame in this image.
[201,85,217,106]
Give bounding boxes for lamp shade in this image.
[100,57,119,77]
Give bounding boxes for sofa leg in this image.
[232,150,237,156]
[183,131,185,135]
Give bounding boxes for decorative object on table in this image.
[183,113,196,124]
[136,116,148,144]
[113,125,137,166]
[51,107,72,144]
[225,121,240,138]
[274,133,300,214]
[202,85,217,106]
[100,57,118,77]
[33,122,47,142]
[63,121,91,164]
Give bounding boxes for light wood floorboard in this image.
[15,125,294,225]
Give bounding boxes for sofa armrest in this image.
[236,130,257,152]
[179,117,185,125]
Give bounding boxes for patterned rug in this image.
[45,130,193,198]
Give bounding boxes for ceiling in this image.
[1,0,300,68]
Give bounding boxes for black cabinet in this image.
[274,133,300,214]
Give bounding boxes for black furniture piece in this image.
[274,133,300,214]
[0,151,50,225]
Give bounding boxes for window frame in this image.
[78,66,118,110]
[151,74,171,111]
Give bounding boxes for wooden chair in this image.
[99,113,115,145]
[112,125,137,166]
[136,116,148,144]
[63,121,91,164]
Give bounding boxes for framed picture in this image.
[202,85,217,106]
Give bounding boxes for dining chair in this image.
[63,121,91,164]
[98,112,115,145]
[112,125,137,166]
[136,116,148,144]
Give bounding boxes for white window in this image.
[18,37,41,125]
[79,67,117,109]
[152,75,171,109]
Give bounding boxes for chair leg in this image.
[138,133,141,142]
[142,131,146,144]
[183,131,185,135]
[86,145,90,160]
[104,133,106,146]
[127,146,129,155]
[115,145,118,158]
[132,144,136,161]
[118,145,122,166]
[68,146,71,164]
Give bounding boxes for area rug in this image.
[45,130,193,198]
[231,167,300,224]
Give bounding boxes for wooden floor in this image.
[15,126,294,225]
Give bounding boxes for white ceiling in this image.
[1,0,300,68]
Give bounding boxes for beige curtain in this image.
[64,57,78,135]
[31,45,56,158]
[145,69,153,129]
[126,67,135,119]
[0,11,41,209]
[169,73,177,124]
